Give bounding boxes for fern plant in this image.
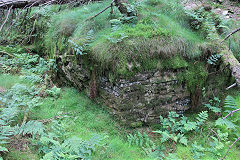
[204,97,221,113]
[215,96,239,130]
[40,135,103,160]
[207,54,222,65]
[38,120,103,160]
[185,7,227,40]
[68,29,94,56]
[46,86,61,98]
[0,84,45,159]
[127,132,155,155]
[153,111,208,146]
[0,102,44,159]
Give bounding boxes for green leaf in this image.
[0,146,8,152]
[215,118,237,129]
[224,96,237,109]
[161,132,170,143]
[184,121,197,131]
[179,136,188,146]
[172,135,178,142]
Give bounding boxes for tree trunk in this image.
[220,45,240,86]
[114,0,136,17]
[0,0,89,9]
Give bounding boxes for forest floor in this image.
[1,0,240,159]
[0,74,151,160]
[1,64,240,159]
[182,0,240,20]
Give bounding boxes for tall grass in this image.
[43,0,205,76]
[31,88,151,160]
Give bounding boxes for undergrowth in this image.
[42,0,205,80]
[0,50,149,159]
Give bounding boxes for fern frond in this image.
[184,121,197,131]
[215,118,237,129]
[196,111,208,125]
[16,121,45,138]
[0,146,8,152]
[207,54,222,65]
[224,96,237,109]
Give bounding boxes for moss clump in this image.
[40,0,207,80]
[130,121,143,128]
[159,56,189,70]
[0,45,26,54]
[108,23,172,39]
[178,62,208,93]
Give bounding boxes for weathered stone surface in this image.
[99,70,190,125]
[54,56,90,89]
[54,57,190,126]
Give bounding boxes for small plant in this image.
[38,120,103,160]
[0,84,44,159]
[205,97,221,113]
[40,135,103,160]
[46,86,61,98]
[110,19,122,32]
[127,132,155,155]
[0,51,56,76]
[191,141,206,160]
[68,40,86,56]
[185,7,228,40]
[215,96,239,130]
[107,32,128,43]
[68,30,94,56]
[153,111,208,146]
[207,54,222,65]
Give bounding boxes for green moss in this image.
[130,121,143,128]
[4,149,39,160]
[109,23,172,39]
[40,0,206,80]
[31,88,150,160]
[159,56,188,70]
[178,62,208,93]
[142,59,159,71]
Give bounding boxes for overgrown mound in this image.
[44,0,205,76]
[1,0,239,100]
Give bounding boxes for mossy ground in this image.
[1,73,240,160]
[41,0,206,79]
[0,74,151,160]
[1,0,237,92]
[1,0,240,159]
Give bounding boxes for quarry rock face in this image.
[98,70,190,127]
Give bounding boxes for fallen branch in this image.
[0,5,12,32]
[221,47,240,86]
[0,0,67,9]
[222,108,240,120]
[222,136,240,160]
[0,0,97,9]
[222,27,240,42]
[0,50,15,57]
[226,83,237,90]
[85,0,114,21]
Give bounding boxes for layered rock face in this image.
[55,58,190,127]
[99,70,190,127]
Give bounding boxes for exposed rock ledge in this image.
[98,70,190,127]
[54,57,190,127]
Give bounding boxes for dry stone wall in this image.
[99,70,190,127]
[55,58,190,127]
